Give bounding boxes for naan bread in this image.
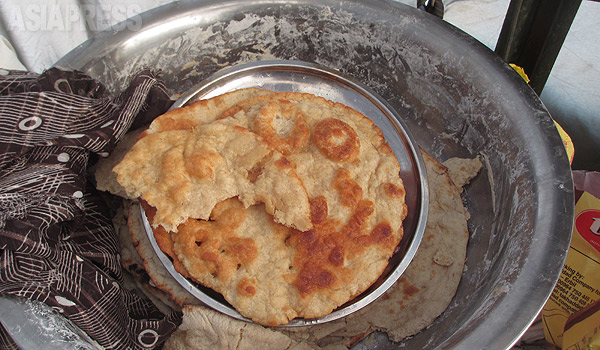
[112,89,408,325]
[283,150,481,346]
[113,123,312,232]
[127,201,202,307]
[95,127,145,198]
[144,88,275,135]
[97,133,481,346]
[164,305,312,350]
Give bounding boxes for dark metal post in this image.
[495,0,582,94]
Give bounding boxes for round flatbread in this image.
[111,89,408,325]
[95,133,481,344]
[282,150,482,346]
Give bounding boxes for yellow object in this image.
[555,121,575,165]
[509,63,575,164]
[542,192,600,347]
[510,63,531,83]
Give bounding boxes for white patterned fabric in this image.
[0,68,180,349]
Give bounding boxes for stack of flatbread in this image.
[102,88,412,326]
[95,88,482,347]
[162,152,481,350]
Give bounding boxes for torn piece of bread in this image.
[113,123,312,232]
[163,305,313,350]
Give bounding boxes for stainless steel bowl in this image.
[56,0,575,348]
[140,60,428,326]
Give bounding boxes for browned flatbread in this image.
[97,129,480,346]
[96,87,271,198]
[156,151,481,349]
[144,88,275,135]
[218,92,407,239]
[116,87,314,233]
[112,89,408,325]
[113,123,312,232]
[282,150,481,346]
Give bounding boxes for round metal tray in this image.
[55,0,574,348]
[142,60,428,326]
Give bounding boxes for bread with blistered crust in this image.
[113,122,312,233]
[114,88,408,325]
[144,88,275,135]
[154,194,404,326]
[218,92,407,305]
[281,150,481,345]
[219,92,406,240]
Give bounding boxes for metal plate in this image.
[53,0,575,349]
[141,60,428,326]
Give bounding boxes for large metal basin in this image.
[55,1,574,349]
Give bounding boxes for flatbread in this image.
[113,89,406,234]
[127,201,202,307]
[144,88,275,135]
[282,150,481,345]
[95,127,145,198]
[443,156,483,194]
[218,92,407,242]
[112,89,408,325]
[113,88,311,233]
[97,133,481,346]
[114,123,312,232]
[163,305,312,350]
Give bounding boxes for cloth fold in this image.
[0,68,180,349]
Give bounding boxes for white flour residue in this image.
[13,299,101,349]
[72,3,566,349]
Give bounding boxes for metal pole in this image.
[495,0,582,94]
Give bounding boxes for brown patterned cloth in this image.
[0,323,18,350]
[0,68,181,349]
